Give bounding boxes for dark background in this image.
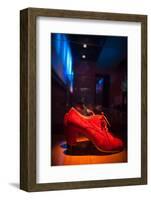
[51,33,127,142]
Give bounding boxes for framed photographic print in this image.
[20,8,147,191]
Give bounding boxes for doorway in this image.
[95,75,110,108]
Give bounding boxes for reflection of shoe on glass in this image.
[64,107,124,153]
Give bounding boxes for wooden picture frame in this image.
[20,7,147,192]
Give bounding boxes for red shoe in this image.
[64,107,124,152]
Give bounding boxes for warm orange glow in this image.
[52,136,127,166]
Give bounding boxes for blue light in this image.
[98,79,104,85]
[52,33,74,92]
[96,78,104,93]
[55,34,61,54]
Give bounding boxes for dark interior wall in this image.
[110,70,124,108]
[52,75,68,134]
[74,61,96,105]
[73,59,126,109]
[96,65,125,109]
[110,61,127,110]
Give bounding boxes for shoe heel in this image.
[64,125,79,147]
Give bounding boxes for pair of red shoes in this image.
[64,107,124,152]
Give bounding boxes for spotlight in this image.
[82,55,86,59]
[83,44,87,48]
